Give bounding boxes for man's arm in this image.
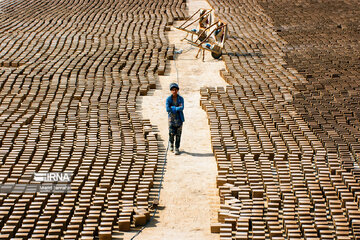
[166,97,172,113]
[175,97,184,111]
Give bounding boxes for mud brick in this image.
[15,228,31,238]
[0,234,11,240]
[252,237,266,240]
[210,222,223,233]
[133,214,147,227]
[98,226,112,240]
[252,190,264,198]
[45,234,61,240]
[157,64,166,75]
[80,228,96,237]
[337,237,351,240]
[118,217,131,231]
[135,208,150,221]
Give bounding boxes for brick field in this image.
[0,0,360,239]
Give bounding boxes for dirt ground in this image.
[122,0,227,239]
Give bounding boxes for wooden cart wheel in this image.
[211,45,222,59]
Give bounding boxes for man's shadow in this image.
[225,52,264,57]
[180,151,214,157]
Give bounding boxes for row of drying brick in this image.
[0,0,185,239]
[201,86,360,239]
[203,0,360,239]
[258,0,360,172]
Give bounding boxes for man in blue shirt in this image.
[166,83,185,155]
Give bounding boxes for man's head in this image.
[170,83,179,96]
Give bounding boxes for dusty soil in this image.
[122,0,227,239]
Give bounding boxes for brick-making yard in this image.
[0,0,359,239]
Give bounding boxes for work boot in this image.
[175,148,180,155]
[169,144,174,152]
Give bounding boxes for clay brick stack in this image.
[0,0,185,239]
[202,0,360,239]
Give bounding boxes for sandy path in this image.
[122,0,227,239]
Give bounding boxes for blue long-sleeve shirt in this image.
[166,95,185,126]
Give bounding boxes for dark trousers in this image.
[169,124,182,149]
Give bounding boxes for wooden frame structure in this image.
[175,9,213,42]
[194,20,227,60]
[175,9,227,60]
